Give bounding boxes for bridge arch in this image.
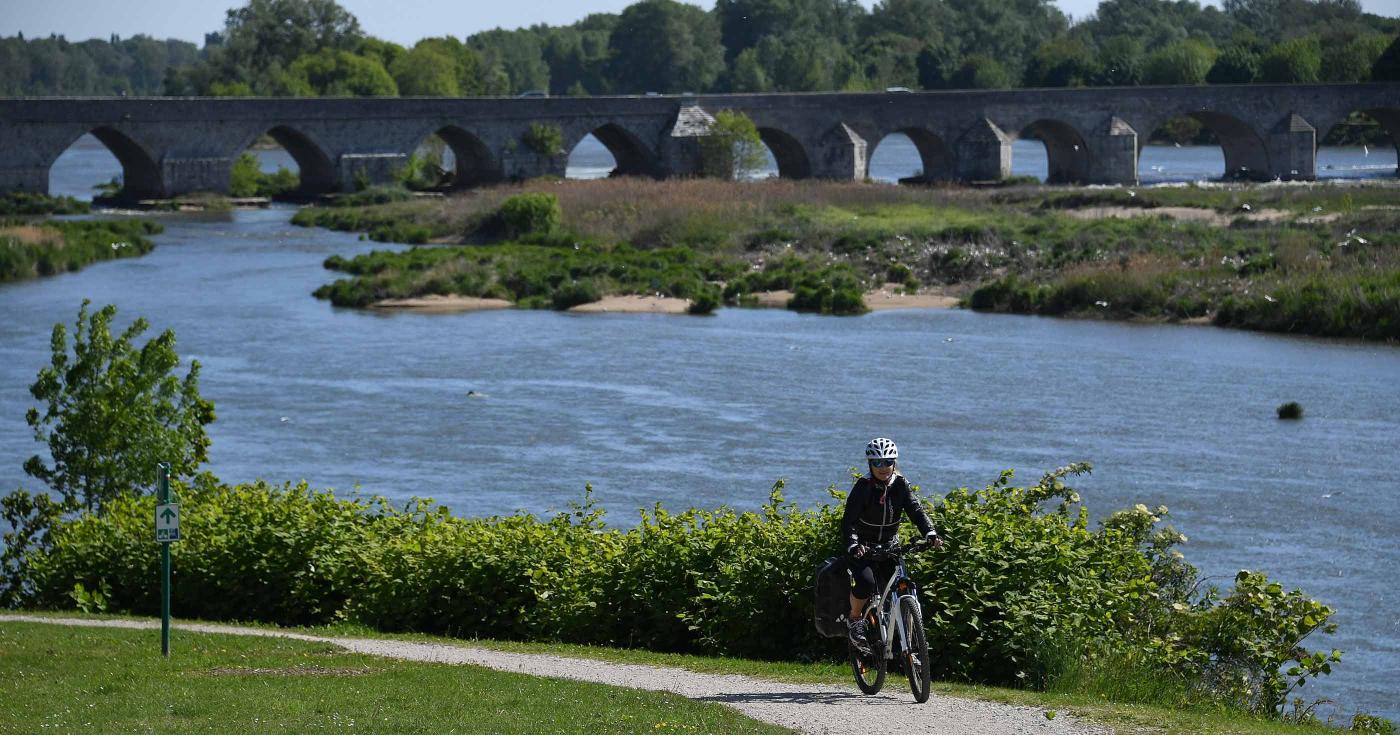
[1019,120,1089,184]
[870,128,954,184]
[565,123,661,179]
[419,126,500,189]
[48,127,163,199]
[235,125,336,194]
[1319,108,1400,178]
[1145,111,1267,181]
[757,127,812,179]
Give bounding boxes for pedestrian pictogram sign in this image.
[156,503,180,542]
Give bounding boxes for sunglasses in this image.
[869,459,896,468]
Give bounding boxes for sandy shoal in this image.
[568,295,691,313]
[751,287,959,311]
[369,295,514,313]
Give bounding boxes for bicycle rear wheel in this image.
[901,599,932,703]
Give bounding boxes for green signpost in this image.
[155,462,178,657]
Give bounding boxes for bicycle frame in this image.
[867,553,921,662]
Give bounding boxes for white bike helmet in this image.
[865,437,898,461]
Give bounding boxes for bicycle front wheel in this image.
[849,638,886,695]
[901,598,932,703]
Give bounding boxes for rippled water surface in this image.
[5,138,1398,719]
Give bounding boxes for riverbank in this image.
[0,219,162,283]
[293,178,1400,339]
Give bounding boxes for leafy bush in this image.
[0,192,90,215]
[498,192,563,239]
[1277,401,1304,420]
[229,152,299,198]
[522,123,565,158]
[11,464,1355,719]
[688,284,722,315]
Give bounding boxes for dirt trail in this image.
[1,615,1104,735]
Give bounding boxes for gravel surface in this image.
[2,614,1106,735]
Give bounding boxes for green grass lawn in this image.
[3,613,1355,735]
[0,621,789,734]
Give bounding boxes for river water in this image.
[3,137,1397,719]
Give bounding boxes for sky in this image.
[2,0,1398,46]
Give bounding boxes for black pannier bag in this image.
[813,555,850,638]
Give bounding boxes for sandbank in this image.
[568,294,691,314]
[369,295,514,313]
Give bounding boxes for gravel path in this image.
[2,614,1105,735]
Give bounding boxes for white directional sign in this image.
[155,503,180,542]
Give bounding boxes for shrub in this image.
[687,285,722,315]
[499,193,563,239]
[12,464,1350,717]
[1277,401,1304,420]
[522,123,565,157]
[550,278,602,309]
[0,192,90,216]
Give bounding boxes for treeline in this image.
[0,33,199,95]
[2,0,1399,99]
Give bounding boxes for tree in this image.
[951,53,1013,89]
[1094,36,1145,86]
[1320,32,1389,82]
[24,301,215,512]
[607,0,724,93]
[855,32,923,89]
[1374,34,1400,81]
[1025,36,1098,87]
[1207,43,1261,83]
[1258,36,1322,83]
[1143,38,1217,84]
[729,48,771,92]
[215,0,364,91]
[283,48,397,96]
[700,110,768,179]
[392,44,462,96]
[469,28,550,95]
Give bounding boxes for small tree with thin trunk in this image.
[699,110,767,180]
[4,301,216,605]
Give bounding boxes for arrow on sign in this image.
[160,507,177,522]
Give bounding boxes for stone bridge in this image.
[2,83,1398,198]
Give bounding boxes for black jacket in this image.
[840,472,936,547]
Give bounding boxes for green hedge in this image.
[11,464,1342,714]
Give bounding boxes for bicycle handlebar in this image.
[858,538,936,561]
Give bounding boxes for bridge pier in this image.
[503,151,567,181]
[1266,114,1316,181]
[659,105,715,178]
[339,153,407,192]
[0,165,49,194]
[810,124,868,180]
[163,157,233,196]
[955,119,1012,182]
[1085,117,1139,185]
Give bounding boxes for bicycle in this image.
[846,539,934,703]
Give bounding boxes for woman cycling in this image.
[841,437,942,649]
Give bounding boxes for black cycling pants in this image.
[848,557,896,601]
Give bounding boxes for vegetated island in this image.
[294,178,1400,339]
[1,198,163,283]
